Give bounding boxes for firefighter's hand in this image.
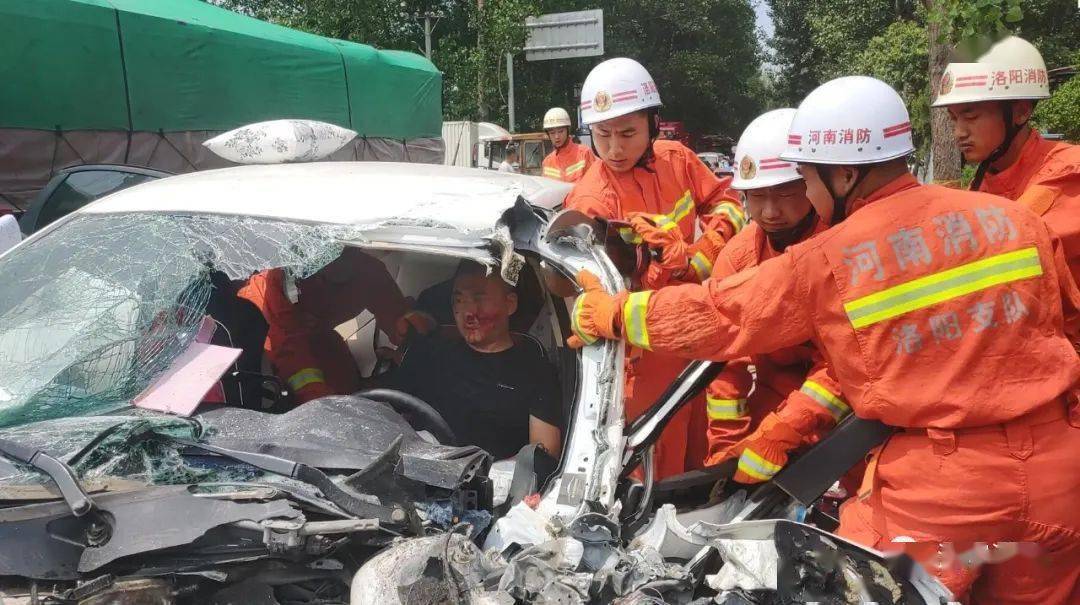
[731,413,804,484]
[567,270,624,349]
[627,212,689,273]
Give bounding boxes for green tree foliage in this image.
[766,0,1077,170]
[764,0,820,105]
[1035,76,1080,141]
[211,0,765,141]
[1035,52,1080,141]
[852,19,930,157]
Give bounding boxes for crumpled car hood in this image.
[0,397,490,491]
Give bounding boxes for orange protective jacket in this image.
[542,142,595,183]
[618,174,1080,602]
[703,218,849,465]
[625,174,1079,428]
[979,131,1080,286]
[565,139,745,478]
[238,250,408,403]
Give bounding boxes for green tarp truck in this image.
[0,0,444,211]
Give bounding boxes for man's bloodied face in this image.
[452,271,518,351]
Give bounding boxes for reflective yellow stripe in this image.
[623,291,653,350]
[287,367,326,392]
[564,160,587,175]
[706,396,747,420]
[618,227,643,244]
[800,380,851,421]
[543,167,562,178]
[690,251,713,281]
[669,190,694,224]
[653,214,680,232]
[713,201,747,232]
[843,246,1043,329]
[738,448,782,481]
[571,294,599,345]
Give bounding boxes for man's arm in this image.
[528,362,564,458]
[529,416,562,458]
[626,252,816,361]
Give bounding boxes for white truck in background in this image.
[442,121,516,170]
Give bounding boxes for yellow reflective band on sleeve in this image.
[570,294,599,345]
[800,380,851,421]
[287,367,326,392]
[618,227,644,244]
[713,202,747,232]
[690,251,713,281]
[706,396,748,420]
[669,190,694,224]
[738,448,782,481]
[653,215,680,232]
[543,166,562,178]
[564,160,587,175]
[623,291,653,350]
[843,246,1043,329]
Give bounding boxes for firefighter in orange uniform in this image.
[934,36,1080,286]
[541,107,595,183]
[568,76,1080,604]
[239,248,433,404]
[700,109,850,489]
[565,58,747,478]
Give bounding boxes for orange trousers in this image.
[624,349,709,479]
[838,403,1080,604]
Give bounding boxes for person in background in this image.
[498,144,519,173]
[541,107,595,183]
[933,35,1080,286]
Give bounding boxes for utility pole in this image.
[506,52,515,132]
[477,0,485,120]
[414,10,443,61]
[423,15,432,59]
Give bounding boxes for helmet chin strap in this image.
[765,207,818,252]
[969,101,1025,191]
[821,165,869,226]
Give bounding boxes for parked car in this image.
[18,164,172,236]
[0,163,949,604]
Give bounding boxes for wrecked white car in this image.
[0,163,949,604]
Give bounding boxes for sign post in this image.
[506,10,604,133]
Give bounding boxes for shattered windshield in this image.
[0,212,364,428]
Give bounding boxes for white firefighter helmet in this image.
[580,58,662,126]
[543,107,572,130]
[932,36,1050,107]
[780,76,914,165]
[732,108,802,190]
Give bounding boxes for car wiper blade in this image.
[169,437,418,530]
[0,437,94,516]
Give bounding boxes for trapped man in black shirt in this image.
[390,261,562,459]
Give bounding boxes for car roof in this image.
[82,162,571,234]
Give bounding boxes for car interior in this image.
[201,246,579,460]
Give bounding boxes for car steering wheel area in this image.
[354,388,458,446]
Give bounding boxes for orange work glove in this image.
[626,212,689,273]
[567,270,625,349]
[686,230,727,282]
[732,412,804,484]
[392,309,437,345]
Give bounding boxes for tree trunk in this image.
[926,1,962,185]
